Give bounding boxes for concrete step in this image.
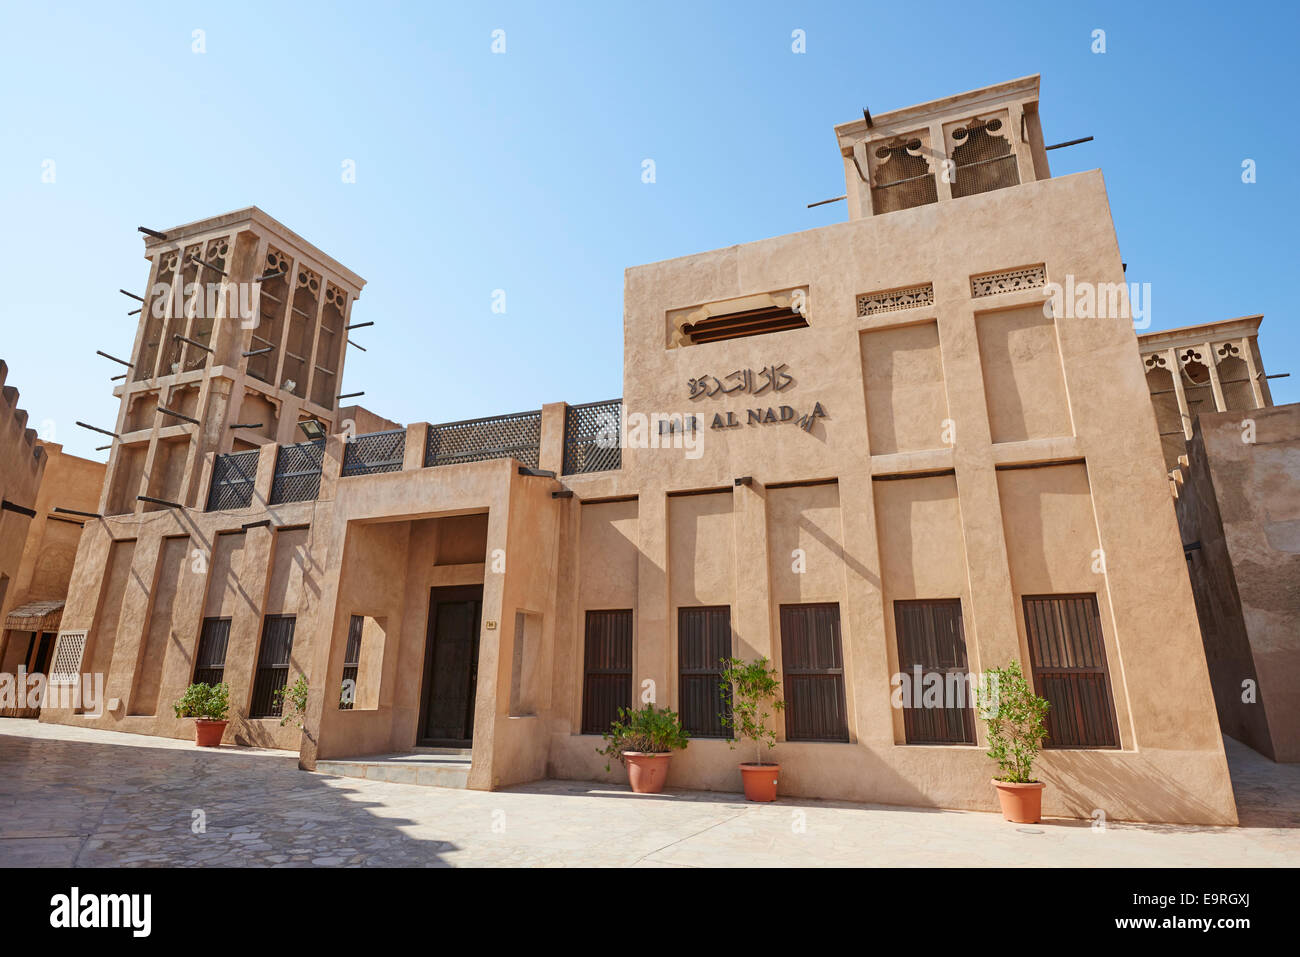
[316,751,471,789]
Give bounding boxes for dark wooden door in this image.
[419,586,482,746]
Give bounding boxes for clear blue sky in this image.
[1,0,1296,461]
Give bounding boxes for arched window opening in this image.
[951,117,1020,198]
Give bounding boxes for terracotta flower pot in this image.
[993,779,1046,823]
[739,763,781,802]
[194,718,228,748]
[623,752,671,793]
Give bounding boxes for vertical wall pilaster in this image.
[731,480,773,662]
[636,490,669,707]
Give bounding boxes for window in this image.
[678,607,732,737]
[681,305,808,345]
[250,615,296,718]
[950,117,1020,199]
[893,599,975,744]
[339,615,362,711]
[193,618,231,685]
[581,609,632,734]
[780,603,849,742]
[869,137,938,214]
[1023,594,1119,748]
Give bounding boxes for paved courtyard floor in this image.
[1,719,1297,867]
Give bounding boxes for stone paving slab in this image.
[1,719,1297,867]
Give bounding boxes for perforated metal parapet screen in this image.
[269,439,325,505]
[951,121,1020,198]
[342,429,406,477]
[425,410,542,469]
[205,449,260,511]
[563,399,622,475]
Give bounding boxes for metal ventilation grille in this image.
[563,399,622,475]
[342,429,406,477]
[205,449,260,511]
[49,631,88,684]
[970,265,1046,298]
[269,439,324,504]
[425,410,542,469]
[871,143,938,214]
[856,283,935,317]
[951,120,1020,198]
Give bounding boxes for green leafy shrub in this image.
[975,660,1051,783]
[596,703,690,771]
[719,656,785,766]
[275,674,310,728]
[173,682,230,721]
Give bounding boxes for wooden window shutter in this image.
[250,615,296,718]
[582,609,633,734]
[1023,594,1120,748]
[678,606,732,738]
[340,615,363,711]
[780,603,850,742]
[893,599,975,744]
[193,617,231,686]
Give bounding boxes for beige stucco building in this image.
[0,366,105,714]
[22,76,1262,825]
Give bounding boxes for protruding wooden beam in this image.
[76,421,118,439]
[157,406,199,425]
[96,350,133,368]
[54,506,102,518]
[137,494,183,509]
[172,333,213,353]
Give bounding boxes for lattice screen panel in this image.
[563,399,622,475]
[269,439,324,504]
[870,140,938,215]
[856,284,935,317]
[425,410,542,469]
[970,265,1046,298]
[342,429,406,477]
[49,631,88,684]
[950,118,1020,198]
[206,449,260,511]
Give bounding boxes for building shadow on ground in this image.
[0,728,457,867]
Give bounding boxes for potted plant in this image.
[275,674,309,728]
[173,682,231,747]
[719,656,785,802]
[597,703,689,794]
[975,660,1051,823]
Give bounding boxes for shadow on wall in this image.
[0,731,458,867]
[1044,748,1241,829]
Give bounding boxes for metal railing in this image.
[425,409,542,469]
[563,399,622,474]
[269,439,324,505]
[205,449,260,511]
[342,428,406,477]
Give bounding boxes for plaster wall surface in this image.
[31,85,1246,823]
[1177,403,1300,762]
